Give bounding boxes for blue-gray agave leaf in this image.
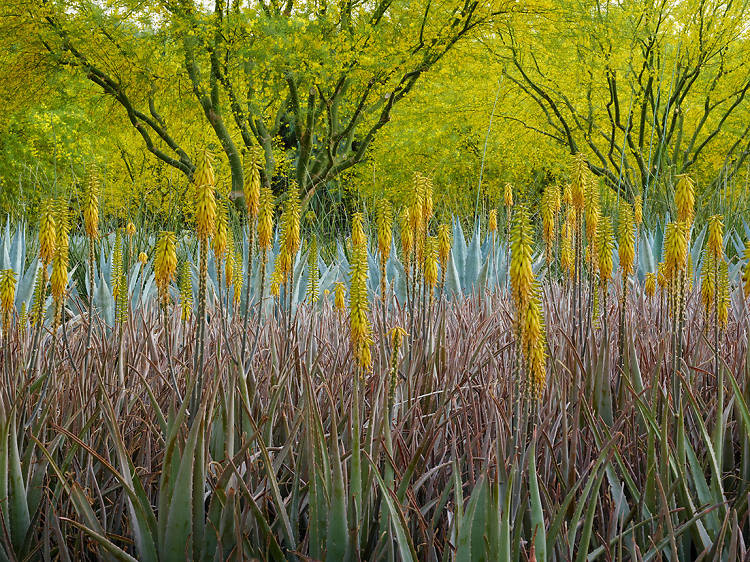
[451,218,467,274]
[16,258,39,312]
[94,273,115,326]
[463,223,482,291]
[9,222,26,276]
[445,252,462,296]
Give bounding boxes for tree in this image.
[14,0,516,204]
[491,0,750,199]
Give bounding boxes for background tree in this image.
[492,0,750,202]
[12,0,516,205]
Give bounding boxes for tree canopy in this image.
[1,0,748,222]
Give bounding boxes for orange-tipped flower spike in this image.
[0,269,16,333]
[618,204,635,277]
[596,218,614,284]
[83,176,100,240]
[674,175,695,225]
[707,215,724,262]
[154,231,177,307]
[244,145,263,219]
[39,201,56,266]
[194,151,217,241]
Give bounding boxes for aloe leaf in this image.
[162,414,202,561]
[574,465,606,562]
[326,410,349,562]
[368,456,418,562]
[445,252,462,296]
[499,469,513,562]
[9,222,24,278]
[64,516,139,562]
[7,414,30,551]
[529,441,546,562]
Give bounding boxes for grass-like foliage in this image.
[0,162,749,560]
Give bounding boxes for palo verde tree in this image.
[492,0,750,202]
[13,0,517,203]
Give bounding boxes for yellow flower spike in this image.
[270,267,282,297]
[503,183,514,208]
[194,150,217,241]
[618,205,635,277]
[83,176,100,240]
[552,183,562,214]
[657,262,666,291]
[571,153,587,214]
[50,202,70,304]
[138,252,148,266]
[644,272,656,299]
[194,149,215,190]
[0,269,16,333]
[584,181,600,242]
[488,209,498,234]
[126,221,136,238]
[528,337,547,400]
[596,218,614,284]
[707,215,724,262]
[244,145,263,219]
[281,185,301,261]
[510,205,534,311]
[562,183,572,208]
[352,212,366,249]
[276,249,293,281]
[390,325,408,347]
[225,252,235,290]
[154,231,177,307]
[674,174,695,225]
[700,252,715,319]
[743,240,750,299]
[424,237,438,289]
[349,239,372,371]
[523,295,547,399]
[664,221,688,281]
[520,292,542,350]
[634,195,643,227]
[39,201,57,266]
[437,224,452,268]
[376,201,393,298]
[376,199,392,262]
[334,281,346,311]
[213,200,229,260]
[257,187,275,252]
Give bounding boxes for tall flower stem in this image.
[191,238,209,422]
[240,223,256,363]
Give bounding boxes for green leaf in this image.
[7,413,30,551]
[367,455,418,562]
[326,410,349,561]
[162,414,202,561]
[528,441,546,562]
